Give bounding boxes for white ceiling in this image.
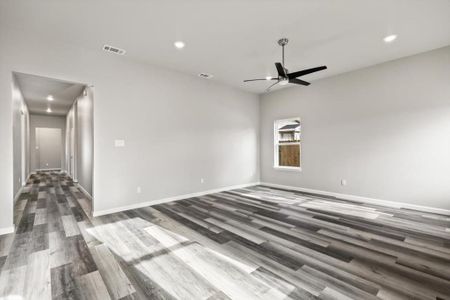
[15,73,85,116]
[2,0,450,94]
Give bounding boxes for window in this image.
[274,118,301,170]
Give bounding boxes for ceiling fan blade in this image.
[275,62,287,77]
[288,66,327,79]
[243,78,278,82]
[266,80,280,92]
[289,78,310,86]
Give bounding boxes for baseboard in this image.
[13,188,23,204]
[260,182,450,216]
[93,182,259,217]
[13,173,32,204]
[76,183,92,200]
[0,226,15,236]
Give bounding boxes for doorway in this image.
[35,127,62,170]
[12,72,94,219]
[20,110,28,184]
[68,123,76,179]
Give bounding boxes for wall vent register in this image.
[103,44,126,55]
[198,73,214,79]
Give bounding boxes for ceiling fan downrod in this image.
[278,38,289,70]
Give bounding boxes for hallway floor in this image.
[0,172,450,299]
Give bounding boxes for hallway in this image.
[0,172,95,299]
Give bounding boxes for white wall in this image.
[12,74,30,198]
[0,26,260,229]
[65,101,77,178]
[65,87,94,196]
[76,87,94,196]
[29,114,66,171]
[260,46,450,209]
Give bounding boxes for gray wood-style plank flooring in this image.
[0,172,449,299]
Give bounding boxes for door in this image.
[70,126,76,178]
[36,127,62,169]
[20,112,27,184]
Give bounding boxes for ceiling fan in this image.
[244,38,327,91]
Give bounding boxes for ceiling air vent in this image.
[103,44,126,55]
[198,73,213,79]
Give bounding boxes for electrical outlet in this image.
[137,186,142,194]
[200,178,205,184]
[341,179,347,186]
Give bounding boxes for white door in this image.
[20,112,27,184]
[70,127,76,178]
[36,127,62,169]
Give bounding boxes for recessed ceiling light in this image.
[47,95,54,101]
[265,76,272,81]
[46,107,52,113]
[174,41,185,49]
[383,34,397,43]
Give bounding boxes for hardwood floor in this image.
[0,172,449,299]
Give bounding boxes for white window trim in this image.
[273,117,302,171]
[273,165,302,172]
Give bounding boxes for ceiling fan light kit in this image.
[244,38,327,92]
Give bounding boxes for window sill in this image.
[273,166,302,172]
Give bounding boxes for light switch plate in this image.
[114,139,125,147]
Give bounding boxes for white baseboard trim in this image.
[76,183,92,200]
[13,173,32,204]
[0,226,15,236]
[260,182,450,216]
[13,189,23,204]
[93,182,259,217]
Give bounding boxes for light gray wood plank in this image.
[91,243,136,299]
[34,208,48,225]
[0,233,14,257]
[24,249,51,300]
[61,215,81,237]
[76,270,112,300]
[0,265,27,298]
[205,217,266,244]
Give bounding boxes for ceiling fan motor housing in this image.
[278,38,289,46]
